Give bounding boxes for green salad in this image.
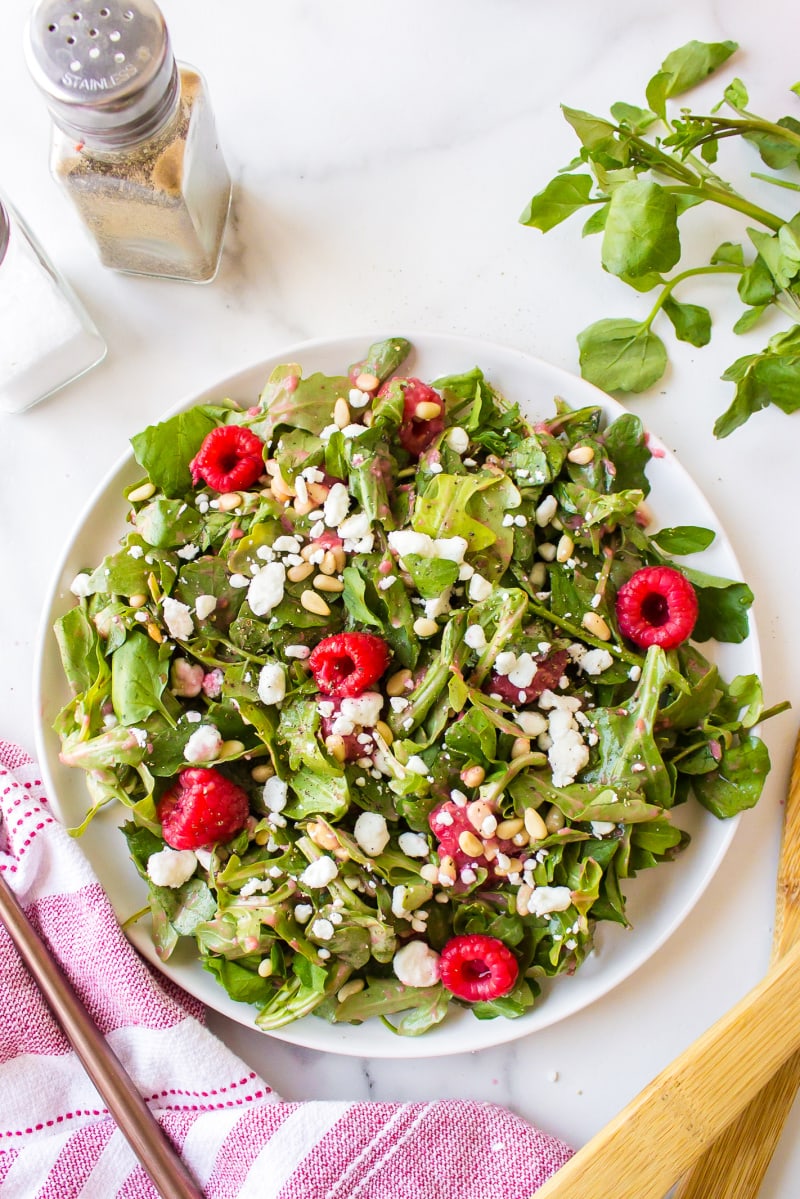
[53,337,779,1035]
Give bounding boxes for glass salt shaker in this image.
[0,196,106,414]
[25,0,232,283]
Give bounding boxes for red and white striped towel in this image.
[0,741,573,1198]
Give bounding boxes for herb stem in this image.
[667,184,783,231]
[643,263,742,327]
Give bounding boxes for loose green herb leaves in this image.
[520,38,800,435]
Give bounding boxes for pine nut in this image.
[420,863,440,883]
[386,668,412,696]
[329,546,347,572]
[325,735,347,762]
[251,763,274,782]
[414,400,441,421]
[258,958,273,978]
[582,610,611,640]
[313,574,344,593]
[413,617,438,637]
[355,371,379,391]
[219,739,245,757]
[217,491,242,512]
[458,830,485,858]
[362,409,374,427]
[307,481,329,504]
[529,562,547,589]
[301,590,330,616]
[461,765,485,788]
[516,883,534,916]
[333,397,351,428]
[146,622,162,643]
[512,831,529,847]
[300,543,318,561]
[254,829,271,845]
[538,542,556,562]
[271,475,294,502]
[524,807,548,841]
[545,805,566,834]
[467,799,493,831]
[567,445,595,465]
[292,496,317,516]
[438,855,457,885]
[556,534,574,563]
[511,736,531,760]
[375,720,394,745]
[496,818,524,839]
[319,550,338,575]
[308,820,339,850]
[535,494,558,527]
[129,593,147,609]
[128,481,156,503]
[337,978,365,1003]
[287,562,315,583]
[494,856,522,877]
[481,815,498,838]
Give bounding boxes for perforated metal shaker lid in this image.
[25,0,178,147]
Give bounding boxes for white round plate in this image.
[34,331,758,1058]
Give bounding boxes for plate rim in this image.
[33,329,756,1058]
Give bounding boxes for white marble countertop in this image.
[3,0,800,1192]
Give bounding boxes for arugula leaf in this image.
[131,408,218,499]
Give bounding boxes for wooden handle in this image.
[672,730,800,1199]
[532,937,800,1199]
[0,870,204,1199]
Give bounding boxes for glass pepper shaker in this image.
[25,0,232,283]
[0,195,106,414]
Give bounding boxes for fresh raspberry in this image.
[309,632,391,697]
[189,426,266,492]
[156,767,250,850]
[616,565,698,649]
[439,934,519,1002]
[429,800,517,882]
[379,377,445,457]
[486,649,569,707]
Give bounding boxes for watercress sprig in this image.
[520,39,800,437]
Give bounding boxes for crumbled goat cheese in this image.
[299,857,339,888]
[398,831,429,858]
[184,724,223,763]
[340,692,383,728]
[591,821,616,837]
[388,529,434,560]
[468,573,492,602]
[354,811,390,857]
[162,597,194,640]
[393,940,441,987]
[517,710,548,737]
[194,594,218,621]
[69,572,93,598]
[465,624,487,650]
[258,662,286,706]
[574,647,614,677]
[285,644,310,659]
[405,755,429,775]
[527,885,573,916]
[147,848,197,889]
[310,918,334,941]
[508,652,537,689]
[432,536,468,564]
[495,651,517,676]
[263,776,288,813]
[338,512,371,541]
[324,482,350,527]
[273,535,301,553]
[177,543,199,561]
[294,903,313,923]
[445,426,469,453]
[170,658,204,697]
[247,562,286,617]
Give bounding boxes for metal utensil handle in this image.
[0,868,205,1199]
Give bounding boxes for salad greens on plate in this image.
[52,337,780,1036]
